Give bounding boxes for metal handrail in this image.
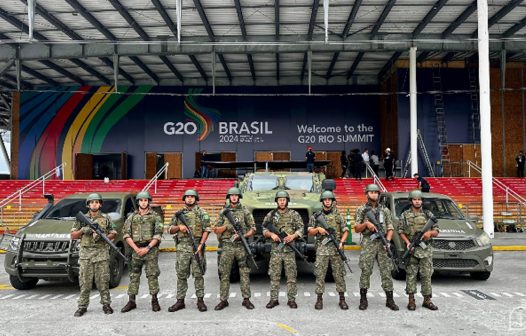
[365,162,388,193]
[142,162,169,194]
[466,160,526,206]
[0,162,66,226]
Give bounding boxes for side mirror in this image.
[107,212,121,222]
[321,179,336,191]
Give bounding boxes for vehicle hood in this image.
[16,219,75,240]
[435,219,481,238]
[242,190,321,209]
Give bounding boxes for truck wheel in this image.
[470,271,491,280]
[9,275,38,290]
[108,252,124,289]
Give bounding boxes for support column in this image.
[113,53,119,93]
[410,46,418,176]
[308,50,312,95]
[477,0,494,238]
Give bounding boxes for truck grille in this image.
[432,239,476,251]
[23,241,71,253]
[433,258,479,269]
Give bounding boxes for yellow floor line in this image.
[276,323,299,335]
[492,246,526,251]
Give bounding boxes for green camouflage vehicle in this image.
[380,192,494,281]
[219,172,333,280]
[3,192,139,290]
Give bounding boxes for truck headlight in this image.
[8,236,20,251]
[476,232,491,246]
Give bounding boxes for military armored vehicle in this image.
[219,172,336,280]
[4,192,138,290]
[380,192,494,280]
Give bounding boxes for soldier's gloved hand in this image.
[271,233,281,243]
[231,234,240,241]
[178,225,188,233]
[81,226,92,235]
[338,241,345,250]
[405,241,411,249]
[283,234,296,244]
[384,241,391,252]
[317,227,328,235]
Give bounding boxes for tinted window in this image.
[46,199,121,219]
[394,197,464,219]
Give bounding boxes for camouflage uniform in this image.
[71,212,116,309]
[123,209,164,295]
[172,206,211,299]
[308,207,348,295]
[399,209,439,295]
[355,203,395,291]
[263,208,304,300]
[217,204,256,301]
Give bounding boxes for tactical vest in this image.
[176,207,205,240]
[129,211,157,243]
[317,209,343,241]
[220,205,249,241]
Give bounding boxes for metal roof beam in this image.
[382,0,448,68]
[503,15,526,38]
[327,0,362,78]
[275,0,280,38]
[234,0,256,81]
[151,0,178,37]
[441,1,476,38]
[412,0,448,37]
[159,55,184,83]
[109,0,149,41]
[21,65,58,85]
[441,52,456,63]
[100,57,135,84]
[39,60,84,85]
[69,59,111,85]
[370,0,396,38]
[301,0,320,81]
[189,55,208,82]
[347,51,364,79]
[65,0,117,40]
[129,56,159,84]
[377,51,402,81]
[471,0,522,38]
[217,54,232,82]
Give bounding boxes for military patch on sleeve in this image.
[203,214,209,220]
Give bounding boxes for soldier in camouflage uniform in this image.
[213,187,256,310]
[399,190,439,311]
[263,190,304,309]
[355,184,399,311]
[307,190,349,310]
[70,193,117,317]
[168,189,211,312]
[121,191,164,313]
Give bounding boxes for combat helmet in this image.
[86,193,103,206]
[182,189,200,201]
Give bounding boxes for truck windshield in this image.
[284,176,313,191]
[394,198,464,220]
[46,199,121,219]
[250,175,279,191]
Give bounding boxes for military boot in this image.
[407,294,416,311]
[151,294,161,312]
[266,299,279,309]
[197,297,208,312]
[287,299,298,309]
[422,295,438,310]
[102,304,114,314]
[73,307,87,317]
[121,295,136,313]
[359,288,368,310]
[168,299,185,312]
[338,292,349,310]
[385,291,399,311]
[314,294,323,310]
[214,300,229,311]
[242,298,255,310]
